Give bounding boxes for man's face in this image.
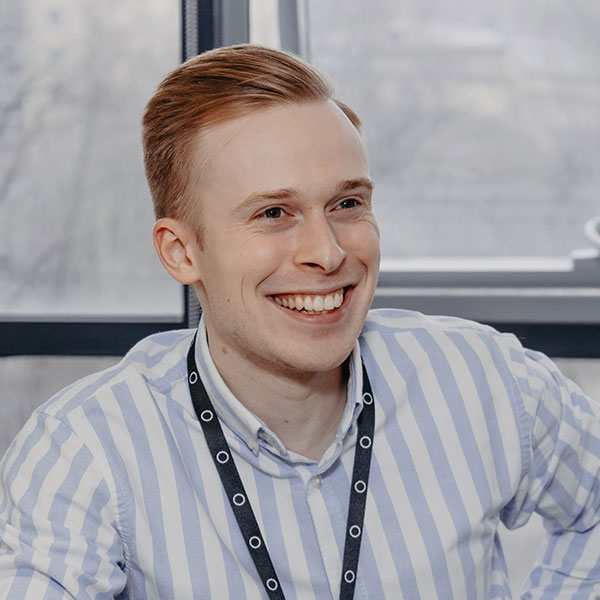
[188,101,380,377]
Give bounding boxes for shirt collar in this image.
[193,317,365,464]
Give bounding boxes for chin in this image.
[277,344,354,376]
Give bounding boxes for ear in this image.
[153,218,202,285]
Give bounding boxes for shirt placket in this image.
[296,461,343,599]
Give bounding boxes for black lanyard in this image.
[186,336,375,599]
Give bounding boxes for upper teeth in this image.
[274,289,344,313]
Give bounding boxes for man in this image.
[1,45,599,599]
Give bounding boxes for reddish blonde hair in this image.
[142,44,360,228]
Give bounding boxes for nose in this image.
[293,214,346,273]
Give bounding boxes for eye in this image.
[336,198,360,210]
[261,207,284,219]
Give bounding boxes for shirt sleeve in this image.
[501,347,600,598]
[0,411,127,599]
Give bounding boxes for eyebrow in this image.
[234,178,374,215]
[335,177,374,194]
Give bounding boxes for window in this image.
[1,0,182,320]
[308,0,599,259]
[1,0,184,355]
[2,0,599,357]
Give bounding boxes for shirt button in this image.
[311,475,323,489]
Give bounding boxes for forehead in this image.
[192,101,369,203]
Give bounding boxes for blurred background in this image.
[1,0,599,594]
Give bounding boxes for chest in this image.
[118,412,519,599]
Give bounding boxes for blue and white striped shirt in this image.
[1,309,600,599]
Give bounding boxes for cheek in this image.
[240,235,289,270]
[364,219,381,255]
[344,222,381,261]
[223,236,287,297]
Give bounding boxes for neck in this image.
[208,343,349,462]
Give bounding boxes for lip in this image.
[269,285,354,324]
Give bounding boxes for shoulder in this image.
[37,328,196,423]
[359,308,530,417]
[361,310,588,409]
[360,309,534,489]
[359,308,577,447]
[3,328,198,521]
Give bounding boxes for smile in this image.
[272,288,345,315]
